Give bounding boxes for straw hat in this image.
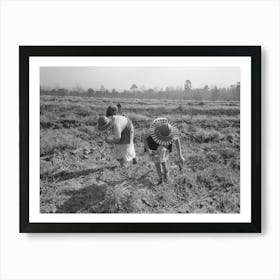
[97,116,112,131]
[149,118,179,145]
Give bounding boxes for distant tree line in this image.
[40,80,240,101]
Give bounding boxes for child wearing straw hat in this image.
[142,117,185,184]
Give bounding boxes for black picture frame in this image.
[20,46,261,233]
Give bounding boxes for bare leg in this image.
[162,162,169,182]
[154,162,163,184]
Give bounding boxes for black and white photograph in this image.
[20,46,260,232]
[40,66,241,214]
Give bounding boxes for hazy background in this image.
[40,67,240,91]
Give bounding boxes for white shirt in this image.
[111,115,128,140]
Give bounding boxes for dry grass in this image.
[40,96,240,214]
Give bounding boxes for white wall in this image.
[0,0,279,279]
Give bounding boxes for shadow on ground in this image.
[55,172,154,213]
[56,183,106,213]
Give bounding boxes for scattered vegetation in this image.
[40,96,240,214]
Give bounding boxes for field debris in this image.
[40,96,240,214]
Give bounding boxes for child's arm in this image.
[174,138,185,165]
[142,133,151,153]
[105,123,121,144]
[106,119,121,144]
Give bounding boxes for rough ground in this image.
[40,96,240,213]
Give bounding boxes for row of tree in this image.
[41,80,240,101]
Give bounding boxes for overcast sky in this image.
[40,67,240,91]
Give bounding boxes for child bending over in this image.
[142,117,185,184]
